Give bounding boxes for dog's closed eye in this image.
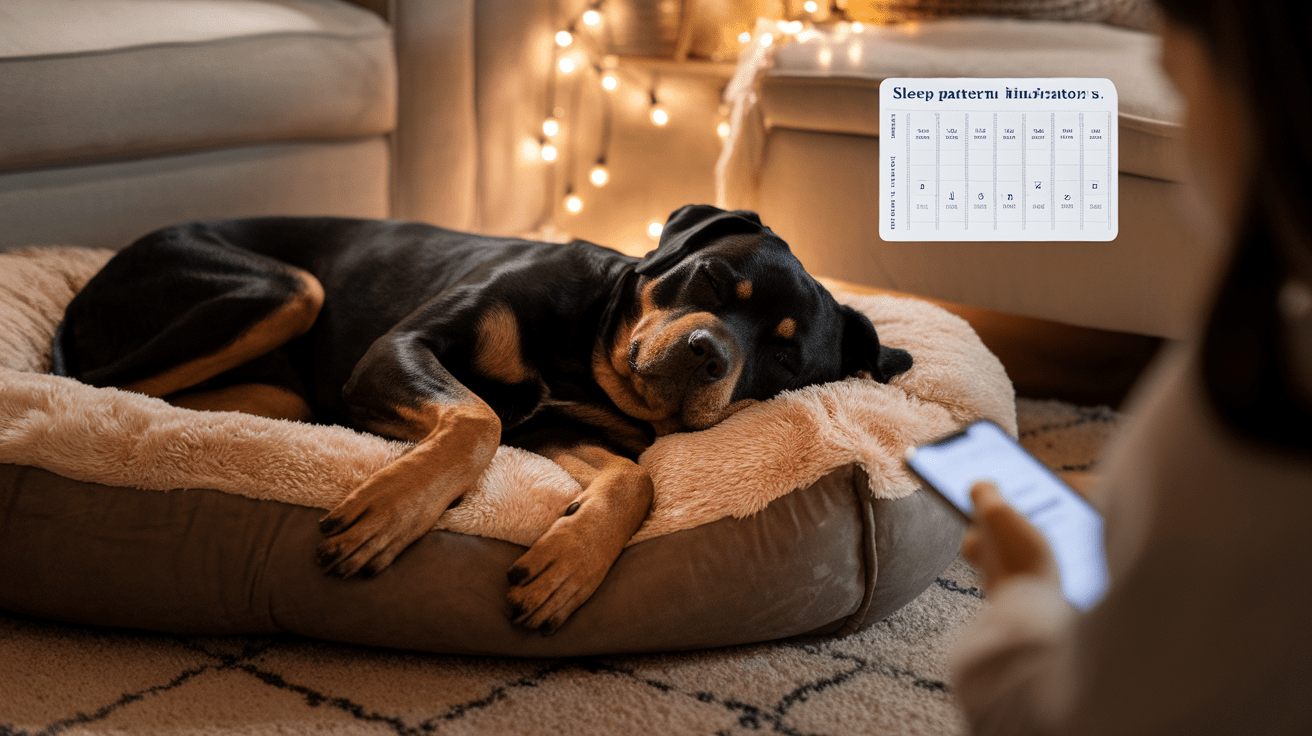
[689,264,722,305]
[772,350,798,376]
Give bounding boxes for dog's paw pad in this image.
[314,546,339,569]
[506,565,530,586]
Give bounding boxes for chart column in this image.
[1055,111,1081,225]
[996,113,1023,226]
[939,111,966,234]
[1083,113,1109,228]
[908,111,936,228]
[968,113,995,229]
[1026,114,1052,229]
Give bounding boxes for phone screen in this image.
[906,420,1109,610]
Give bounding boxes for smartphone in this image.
[905,420,1109,611]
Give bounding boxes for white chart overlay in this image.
[879,78,1118,242]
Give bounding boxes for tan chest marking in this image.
[549,401,653,456]
[474,303,531,384]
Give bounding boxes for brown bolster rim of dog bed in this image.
[0,462,963,655]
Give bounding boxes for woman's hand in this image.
[961,482,1061,594]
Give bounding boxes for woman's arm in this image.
[951,482,1076,736]
[950,348,1312,735]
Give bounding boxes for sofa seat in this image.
[719,19,1224,338]
[0,0,395,173]
[0,0,396,250]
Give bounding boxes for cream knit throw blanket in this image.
[0,246,1016,546]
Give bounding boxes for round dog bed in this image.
[0,245,1015,655]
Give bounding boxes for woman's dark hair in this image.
[1157,0,1312,453]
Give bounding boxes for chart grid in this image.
[880,77,1119,242]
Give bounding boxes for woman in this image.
[951,1,1312,733]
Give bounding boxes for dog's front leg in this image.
[317,332,502,577]
[506,444,654,635]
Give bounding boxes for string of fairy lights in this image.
[539,1,857,238]
[540,3,621,225]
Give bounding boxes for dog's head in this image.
[595,204,912,433]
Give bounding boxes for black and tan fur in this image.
[52,205,912,634]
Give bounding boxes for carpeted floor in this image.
[0,398,1121,736]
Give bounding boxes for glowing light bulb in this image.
[761,33,774,46]
[803,0,818,11]
[582,9,601,26]
[589,165,609,186]
[851,21,865,33]
[818,47,832,66]
[540,142,558,161]
[542,118,559,137]
[650,106,668,126]
[559,57,575,73]
[565,194,583,213]
[716,121,731,138]
[601,74,617,90]
[556,30,573,47]
[647,221,663,238]
[738,31,751,43]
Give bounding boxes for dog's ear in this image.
[840,304,913,383]
[636,205,767,276]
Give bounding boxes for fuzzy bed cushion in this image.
[0,245,1015,655]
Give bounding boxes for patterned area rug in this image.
[0,398,1121,736]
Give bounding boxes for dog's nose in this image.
[688,329,729,383]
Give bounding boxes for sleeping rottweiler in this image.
[52,204,912,634]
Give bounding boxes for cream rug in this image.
[0,398,1121,736]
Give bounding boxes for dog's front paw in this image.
[315,474,459,578]
[316,500,429,578]
[505,518,614,636]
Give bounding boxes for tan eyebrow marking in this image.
[775,318,796,339]
[736,280,753,300]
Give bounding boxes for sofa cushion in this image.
[0,0,395,174]
[0,140,391,251]
[760,19,1185,182]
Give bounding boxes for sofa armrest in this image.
[387,0,480,230]
[338,0,551,235]
[327,0,479,230]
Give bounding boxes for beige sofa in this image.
[718,18,1219,340]
[0,0,554,251]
